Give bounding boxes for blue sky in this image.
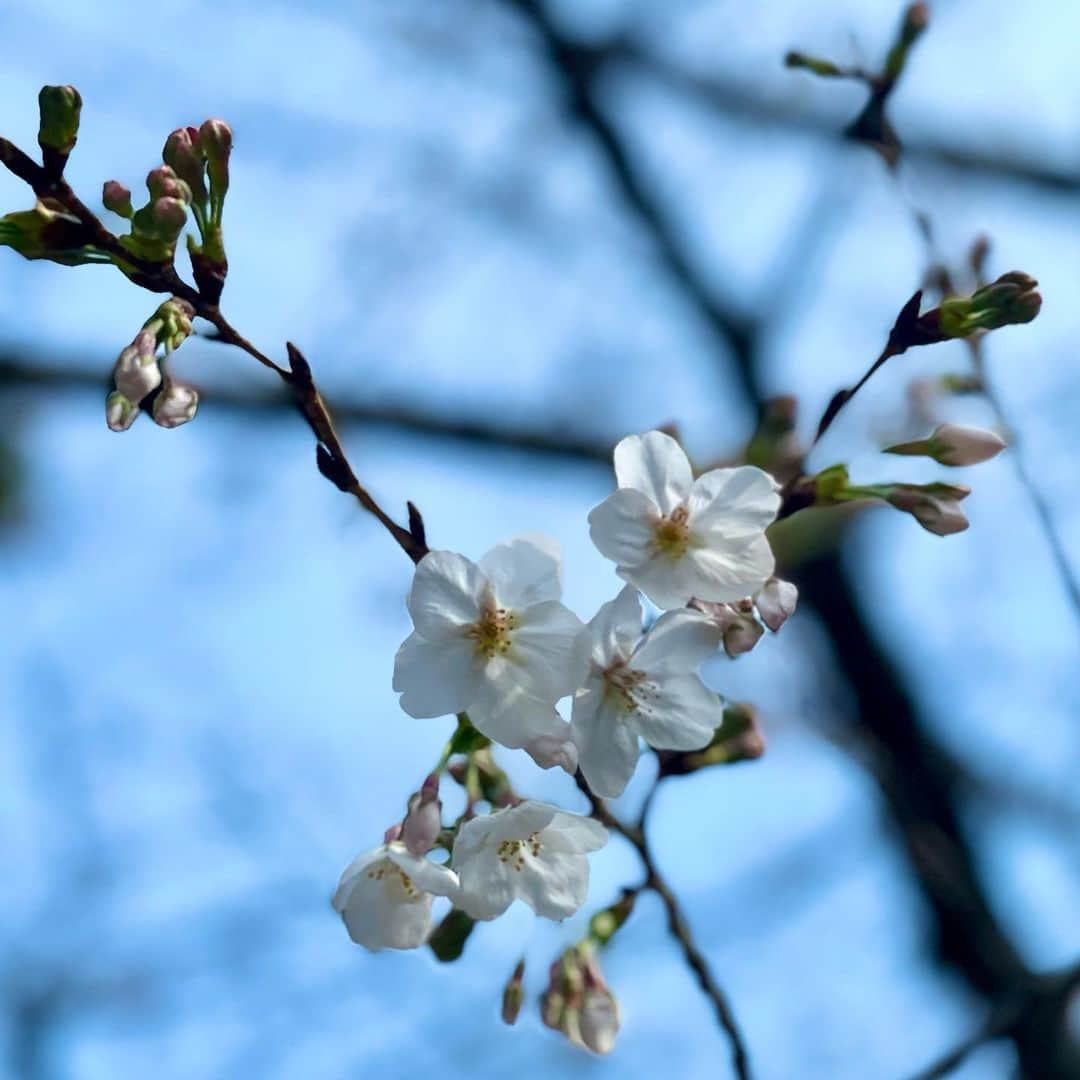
[0,1,1077,1077]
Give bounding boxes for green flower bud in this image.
[37,85,82,156]
[105,391,139,432]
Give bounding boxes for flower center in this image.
[497,831,542,871]
[468,603,518,659]
[602,658,656,716]
[367,862,420,899]
[653,505,690,560]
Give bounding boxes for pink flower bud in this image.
[113,332,161,403]
[401,773,442,855]
[755,577,798,632]
[146,166,192,206]
[887,487,970,536]
[162,126,207,202]
[152,381,199,429]
[930,423,1006,467]
[150,197,187,241]
[199,119,232,201]
[102,180,133,219]
[524,732,578,774]
[383,823,403,845]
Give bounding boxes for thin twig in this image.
[574,771,752,1079]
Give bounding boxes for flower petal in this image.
[332,848,383,913]
[386,845,460,899]
[509,600,588,700]
[585,586,642,668]
[588,488,658,568]
[454,846,517,921]
[516,848,591,921]
[546,810,608,853]
[617,554,703,610]
[687,466,780,538]
[572,681,641,799]
[488,800,559,843]
[478,533,563,608]
[682,534,775,603]
[631,609,721,675]
[393,632,479,718]
[613,431,693,514]
[406,550,486,642]
[469,674,568,749]
[632,673,721,751]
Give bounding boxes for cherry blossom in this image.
[452,800,607,921]
[332,841,459,952]
[572,586,724,798]
[588,430,781,609]
[393,534,587,748]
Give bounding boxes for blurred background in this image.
[0,1,1077,1077]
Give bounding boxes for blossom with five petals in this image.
[452,800,607,921]
[588,430,781,609]
[572,585,724,798]
[393,534,587,748]
[332,841,459,952]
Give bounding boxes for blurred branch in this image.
[610,41,1080,196]
[0,350,613,463]
[912,958,1080,1079]
[505,2,1079,1075]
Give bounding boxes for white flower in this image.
[393,534,587,748]
[332,841,458,952]
[572,586,724,798]
[524,728,579,775]
[588,430,780,609]
[452,800,607,921]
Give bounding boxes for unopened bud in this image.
[501,959,526,1025]
[147,297,195,353]
[105,391,139,433]
[524,731,578,774]
[383,823,403,845]
[589,890,636,946]
[152,381,199,429]
[690,600,763,657]
[886,423,1005,467]
[938,272,1041,337]
[887,484,970,536]
[578,988,620,1055]
[755,577,798,632]
[113,330,161,403]
[150,197,188,243]
[162,126,208,203]
[199,119,232,204]
[37,85,82,158]
[147,166,192,206]
[102,181,134,219]
[784,51,844,77]
[401,773,442,856]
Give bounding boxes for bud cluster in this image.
[106,297,198,432]
[691,576,798,658]
[541,941,622,1055]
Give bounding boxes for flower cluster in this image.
[334,430,788,1007]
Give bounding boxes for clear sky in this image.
[0,1,1077,1077]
